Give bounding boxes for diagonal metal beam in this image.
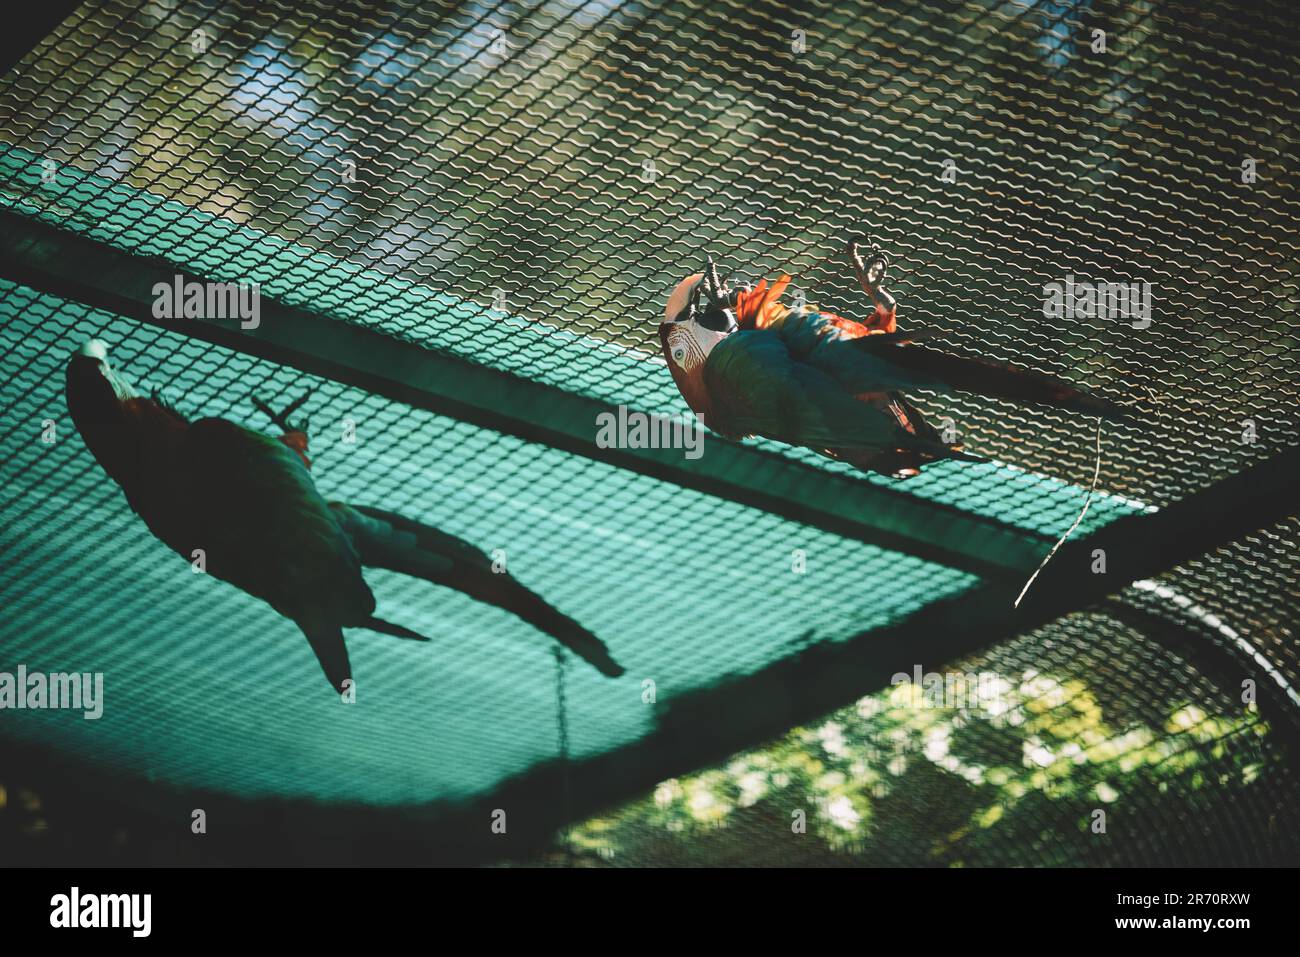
[447,443,1299,859]
[0,207,1055,580]
[4,446,1291,865]
[0,1,83,78]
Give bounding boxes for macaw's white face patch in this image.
[663,318,727,370]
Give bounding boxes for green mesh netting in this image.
[557,517,1300,866]
[1,281,983,804]
[0,0,1296,864]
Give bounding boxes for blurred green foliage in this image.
[560,668,1272,866]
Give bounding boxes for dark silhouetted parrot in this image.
[65,340,624,692]
[659,239,1128,477]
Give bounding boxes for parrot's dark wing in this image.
[843,338,1132,420]
[180,418,375,691]
[703,329,934,452]
[329,503,625,678]
[783,310,1130,420]
[771,311,943,393]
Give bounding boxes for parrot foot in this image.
[846,236,897,315]
[694,255,739,333]
[252,390,313,435]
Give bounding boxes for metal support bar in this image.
[0,207,1054,579]
[0,1,82,77]
[3,446,1291,865]
[455,443,1300,856]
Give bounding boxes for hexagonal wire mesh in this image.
[0,0,1295,864]
[1,279,981,809]
[556,517,1300,866]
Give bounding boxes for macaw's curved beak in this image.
[665,273,704,324]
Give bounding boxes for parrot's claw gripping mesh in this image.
[702,255,731,305]
[846,237,896,314]
[698,256,739,332]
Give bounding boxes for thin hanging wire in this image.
[1014,417,1104,609]
[554,646,575,865]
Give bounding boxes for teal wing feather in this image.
[703,328,907,450]
[772,311,1129,420]
[768,310,948,394]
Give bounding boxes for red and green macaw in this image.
[659,239,1127,477]
[65,341,624,692]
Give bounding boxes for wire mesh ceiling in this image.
[0,0,1296,864]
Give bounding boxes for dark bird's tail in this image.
[331,503,625,678]
[839,391,987,477]
[362,616,431,642]
[472,574,626,678]
[300,620,353,694]
[856,339,1131,421]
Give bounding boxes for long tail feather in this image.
[332,503,625,677]
[855,342,1131,420]
[477,575,626,678]
[883,392,982,468]
[299,621,352,694]
[362,616,432,642]
[900,437,989,464]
